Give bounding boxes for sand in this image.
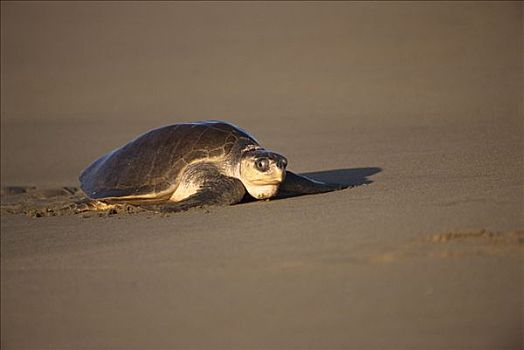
[1,2,523,349]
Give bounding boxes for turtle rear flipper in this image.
[68,198,116,213]
[278,171,349,197]
[30,198,118,217]
[55,199,147,216]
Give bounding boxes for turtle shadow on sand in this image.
[269,166,382,201]
[300,167,382,187]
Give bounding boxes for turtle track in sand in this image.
[1,186,147,218]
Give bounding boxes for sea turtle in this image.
[79,120,347,213]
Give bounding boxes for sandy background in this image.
[1,1,523,349]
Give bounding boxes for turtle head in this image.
[239,149,288,199]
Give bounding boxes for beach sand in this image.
[1,2,523,348]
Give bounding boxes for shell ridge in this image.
[166,126,185,176]
[146,147,161,187]
[192,126,209,150]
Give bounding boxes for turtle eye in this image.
[255,158,269,172]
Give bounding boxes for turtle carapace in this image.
[79,120,347,213]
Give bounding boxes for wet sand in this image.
[1,2,523,349]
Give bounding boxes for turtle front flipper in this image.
[142,174,246,214]
[278,171,349,197]
[67,198,116,212]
